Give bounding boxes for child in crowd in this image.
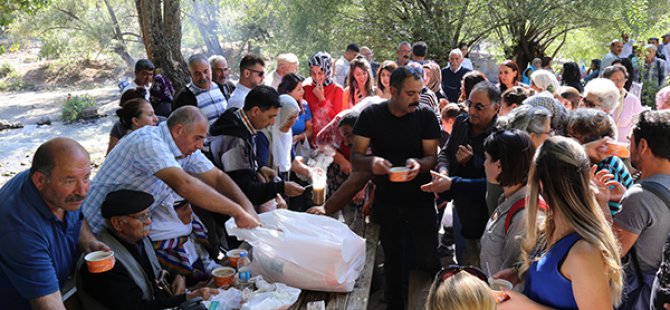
[566,108,634,215]
[426,266,496,310]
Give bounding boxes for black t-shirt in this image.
[353,101,440,208]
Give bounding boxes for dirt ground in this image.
[0,47,124,186]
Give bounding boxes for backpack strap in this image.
[639,180,670,211]
[504,197,548,235]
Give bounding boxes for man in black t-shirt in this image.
[351,67,441,309]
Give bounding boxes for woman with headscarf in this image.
[256,95,302,179]
[304,51,344,143]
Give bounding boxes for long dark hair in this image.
[561,62,581,86]
[117,98,150,130]
[278,73,305,95]
[499,60,520,92]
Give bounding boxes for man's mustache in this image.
[65,195,86,203]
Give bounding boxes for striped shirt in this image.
[597,155,634,215]
[82,122,214,234]
[188,83,227,124]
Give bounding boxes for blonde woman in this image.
[496,136,623,309]
[426,266,496,310]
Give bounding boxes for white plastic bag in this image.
[225,209,366,292]
[241,276,301,310]
[441,202,453,228]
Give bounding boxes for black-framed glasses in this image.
[465,99,493,111]
[435,265,488,284]
[245,67,265,77]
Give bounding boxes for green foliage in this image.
[10,0,142,64]
[0,0,50,27]
[61,95,95,123]
[0,63,15,78]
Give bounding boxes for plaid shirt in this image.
[82,122,214,234]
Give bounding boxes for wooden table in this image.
[288,206,380,310]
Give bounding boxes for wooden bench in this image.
[289,205,380,310]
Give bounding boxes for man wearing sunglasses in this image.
[228,54,266,110]
[428,81,500,267]
[351,67,441,309]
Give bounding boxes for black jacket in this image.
[208,108,284,205]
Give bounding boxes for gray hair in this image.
[188,54,210,70]
[530,69,560,94]
[397,41,411,50]
[645,44,658,52]
[584,78,620,112]
[501,105,552,135]
[276,53,299,65]
[167,106,207,129]
[208,55,228,68]
[449,48,463,58]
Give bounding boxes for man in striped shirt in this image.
[173,54,228,125]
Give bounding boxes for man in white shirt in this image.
[621,32,635,58]
[227,54,266,110]
[264,53,299,90]
[121,59,154,102]
[334,43,360,86]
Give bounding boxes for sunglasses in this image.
[465,100,493,111]
[245,67,265,77]
[435,265,488,284]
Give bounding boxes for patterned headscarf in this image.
[308,51,334,87]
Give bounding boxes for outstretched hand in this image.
[421,171,453,193]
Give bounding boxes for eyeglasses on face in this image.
[581,96,599,108]
[466,99,493,111]
[127,212,151,223]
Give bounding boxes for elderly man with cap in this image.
[77,190,218,309]
[0,137,108,310]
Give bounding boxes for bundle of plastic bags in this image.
[226,210,366,292]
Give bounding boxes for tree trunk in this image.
[135,0,188,92]
[103,0,135,69]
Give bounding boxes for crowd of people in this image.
[0,36,669,310]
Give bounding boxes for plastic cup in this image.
[212,267,236,288]
[85,251,115,273]
[489,278,513,291]
[227,249,244,268]
[388,167,410,182]
[604,140,630,158]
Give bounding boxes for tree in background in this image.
[135,0,189,91]
[0,0,49,27]
[485,0,617,70]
